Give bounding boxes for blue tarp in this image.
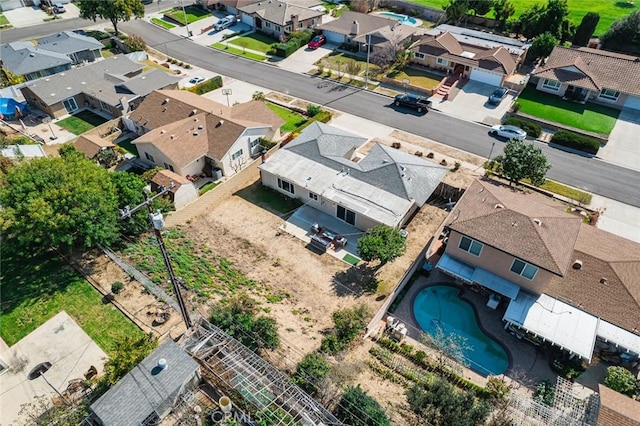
[0,98,27,121]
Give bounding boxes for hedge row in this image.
[274,30,313,58]
[503,117,542,138]
[187,75,223,95]
[550,130,601,154]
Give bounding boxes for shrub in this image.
[534,380,555,406]
[426,152,434,158]
[111,281,124,294]
[604,366,639,397]
[320,305,369,354]
[511,101,521,112]
[392,142,401,149]
[550,130,601,154]
[292,352,329,396]
[503,117,542,138]
[122,34,146,52]
[307,104,321,117]
[453,161,461,171]
[288,29,313,45]
[336,385,390,426]
[187,75,223,95]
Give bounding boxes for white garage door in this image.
[0,0,24,11]
[241,13,253,27]
[470,68,503,87]
[323,31,344,45]
[624,94,640,110]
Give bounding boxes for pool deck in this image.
[391,268,558,391]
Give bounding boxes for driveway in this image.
[2,6,48,28]
[597,108,640,172]
[430,80,514,125]
[274,43,337,74]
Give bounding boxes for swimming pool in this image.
[413,285,509,375]
[378,12,421,27]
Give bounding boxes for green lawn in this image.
[117,138,138,156]
[56,110,109,135]
[212,43,266,61]
[387,67,442,90]
[235,182,303,215]
[516,86,620,134]
[266,102,307,132]
[317,52,381,77]
[227,32,278,53]
[522,178,592,204]
[405,0,637,36]
[0,249,144,356]
[151,17,176,29]
[0,13,10,26]
[167,6,210,25]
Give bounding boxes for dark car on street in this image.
[393,94,432,113]
[488,87,509,105]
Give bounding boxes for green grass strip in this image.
[211,43,266,61]
[151,17,176,29]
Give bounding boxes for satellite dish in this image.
[28,362,52,380]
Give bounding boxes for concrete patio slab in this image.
[0,312,107,426]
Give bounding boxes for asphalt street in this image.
[3,17,640,207]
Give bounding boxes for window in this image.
[542,79,561,91]
[145,152,154,162]
[415,52,425,60]
[62,97,78,113]
[163,162,174,172]
[231,149,243,160]
[437,58,448,66]
[265,22,271,28]
[99,100,110,111]
[510,259,538,280]
[298,22,303,28]
[599,88,620,101]
[309,192,318,201]
[277,178,294,194]
[458,236,482,256]
[337,205,356,225]
[275,25,281,32]
[250,139,260,148]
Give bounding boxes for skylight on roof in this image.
[461,51,475,58]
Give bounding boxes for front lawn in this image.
[151,17,176,29]
[516,86,619,134]
[0,249,144,356]
[227,32,278,53]
[316,52,381,77]
[211,43,266,61]
[166,6,210,25]
[266,102,307,132]
[387,67,442,90]
[405,0,636,36]
[0,13,11,26]
[56,110,109,135]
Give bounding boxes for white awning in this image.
[597,320,640,356]
[504,293,598,361]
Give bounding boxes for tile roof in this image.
[0,42,71,76]
[90,339,199,426]
[238,0,323,25]
[597,385,640,426]
[412,32,517,74]
[446,180,582,275]
[317,11,398,37]
[74,134,115,158]
[532,46,640,96]
[151,169,191,192]
[35,31,103,55]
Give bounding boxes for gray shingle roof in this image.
[90,339,199,426]
[35,31,103,55]
[0,42,71,76]
[115,69,181,98]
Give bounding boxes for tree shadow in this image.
[332,263,379,297]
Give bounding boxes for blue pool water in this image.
[379,12,419,26]
[413,285,509,375]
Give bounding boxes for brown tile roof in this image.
[133,112,246,168]
[447,179,582,275]
[597,384,640,426]
[412,32,516,74]
[532,46,640,96]
[546,224,640,334]
[74,134,114,158]
[151,169,190,193]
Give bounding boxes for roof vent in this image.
[190,109,197,116]
[170,135,176,139]
[157,358,167,371]
[494,203,504,209]
[193,131,199,136]
[197,125,204,130]
[163,98,169,105]
[160,129,166,134]
[400,165,406,171]
[511,221,517,227]
[217,120,224,127]
[572,260,582,270]
[66,87,71,90]
[29,53,35,57]
[533,218,542,226]
[81,81,86,85]
[600,277,608,285]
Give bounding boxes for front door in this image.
[337,205,356,226]
[63,97,78,113]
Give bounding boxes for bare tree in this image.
[422,328,473,373]
[231,156,247,173]
[344,60,363,78]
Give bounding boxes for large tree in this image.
[492,0,516,32]
[530,32,559,61]
[572,12,600,46]
[335,385,390,426]
[77,0,145,36]
[494,139,551,186]
[513,0,569,39]
[0,156,120,252]
[601,10,640,54]
[357,225,406,268]
[443,0,470,26]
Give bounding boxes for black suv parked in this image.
[393,94,432,113]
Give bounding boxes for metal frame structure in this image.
[180,320,343,426]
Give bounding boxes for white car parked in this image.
[490,125,527,141]
[214,15,237,31]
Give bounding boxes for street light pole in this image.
[364,33,371,89]
[119,184,193,329]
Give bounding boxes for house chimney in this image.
[291,14,299,30]
[350,20,359,36]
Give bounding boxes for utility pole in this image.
[177,0,192,37]
[364,33,371,89]
[119,184,192,329]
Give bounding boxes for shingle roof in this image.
[446,180,582,275]
[231,99,285,129]
[238,0,323,25]
[546,224,640,335]
[597,385,640,426]
[74,134,115,158]
[412,32,517,74]
[532,46,640,96]
[35,31,103,55]
[317,11,398,37]
[115,69,181,98]
[90,339,199,426]
[151,169,191,193]
[0,42,71,76]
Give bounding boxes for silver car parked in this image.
[490,125,527,141]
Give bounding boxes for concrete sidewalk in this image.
[590,194,640,243]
